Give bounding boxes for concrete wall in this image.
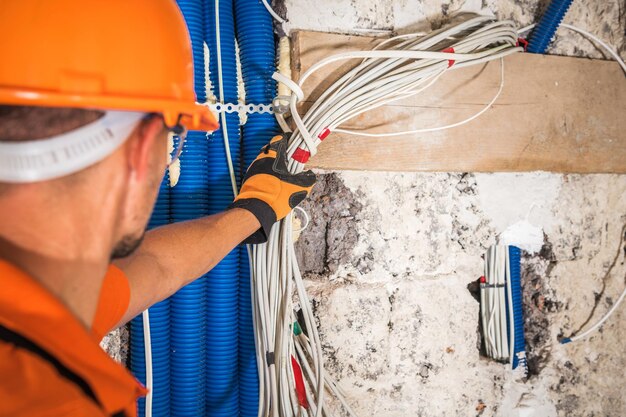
[284,1,626,416]
[296,172,626,417]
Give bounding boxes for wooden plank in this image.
[291,30,626,173]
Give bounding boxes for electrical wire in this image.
[333,58,505,137]
[519,22,626,345]
[292,206,310,233]
[252,16,524,417]
[281,16,523,174]
[519,23,626,73]
[141,310,153,417]
[261,0,286,24]
[246,17,626,413]
[563,287,626,344]
[562,226,626,344]
[215,0,240,197]
[481,245,511,362]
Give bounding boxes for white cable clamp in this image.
[207,102,275,115]
[272,95,291,115]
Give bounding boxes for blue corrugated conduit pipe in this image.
[171,1,210,416]
[527,0,573,54]
[170,130,210,417]
[234,1,281,415]
[508,246,526,370]
[204,0,242,415]
[130,173,172,417]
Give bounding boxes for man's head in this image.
[0,1,219,263]
[0,105,169,260]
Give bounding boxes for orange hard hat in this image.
[0,0,218,132]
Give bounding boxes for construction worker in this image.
[0,1,315,416]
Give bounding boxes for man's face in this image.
[110,118,169,259]
[111,232,145,259]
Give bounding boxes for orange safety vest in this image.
[0,260,147,417]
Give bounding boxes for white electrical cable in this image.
[215,0,240,198]
[566,286,626,343]
[142,310,153,417]
[519,23,626,73]
[246,15,626,417]
[261,0,286,24]
[292,206,310,233]
[481,245,511,363]
[559,24,626,72]
[514,23,626,345]
[278,16,523,176]
[333,58,505,137]
[252,16,524,417]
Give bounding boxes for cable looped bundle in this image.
[251,15,523,417]
[278,15,523,172]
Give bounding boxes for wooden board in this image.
[291,31,626,173]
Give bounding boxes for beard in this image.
[110,232,145,260]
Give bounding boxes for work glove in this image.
[230,134,316,244]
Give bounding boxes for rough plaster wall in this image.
[282,1,626,416]
[297,172,626,417]
[281,0,626,60]
[101,325,129,364]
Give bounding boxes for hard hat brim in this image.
[0,87,219,132]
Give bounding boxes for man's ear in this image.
[126,116,165,181]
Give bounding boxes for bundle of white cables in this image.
[481,245,513,363]
[251,15,523,417]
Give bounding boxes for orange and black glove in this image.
[230,134,316,244]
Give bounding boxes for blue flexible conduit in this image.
[508,246,526,370]
[526,0,573,54]
[234,1,281,415]
[171,1,210,416]
[204,0,241,415]
[130,173,171,417]
[131,1,278,415]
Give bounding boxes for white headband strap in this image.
[0,111,145,183]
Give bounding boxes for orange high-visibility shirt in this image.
[0,260,146,417]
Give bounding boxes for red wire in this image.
[291,355,309,409]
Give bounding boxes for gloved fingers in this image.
[292,169,316,188]
[273,180,315,218]
[270,133,288,144]
[256,133,289,162]
[289,190,308,209]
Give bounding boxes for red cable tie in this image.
[292,128,330,163]
[516,37,528,52]
[291,356,309,409]
[442,47,455,68]
[318,127,331,141]
[292,147,311,163]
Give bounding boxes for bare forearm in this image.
[114,208,259,324]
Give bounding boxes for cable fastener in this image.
[272,95,291,114]
[291,128,331,163]
[516,38,529,52]
[442,47,455,68]
[207,102,274,115]
[480,283,506,288]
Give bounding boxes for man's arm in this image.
[113,208,259,325]
[114,134,315,327]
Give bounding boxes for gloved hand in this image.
[230,134,316,244]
